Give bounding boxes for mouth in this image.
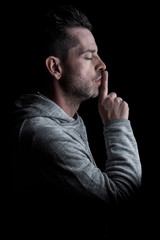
[95,77,102,84]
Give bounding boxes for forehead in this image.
[66,27,98,52]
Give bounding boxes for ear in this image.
[45,56,62,80]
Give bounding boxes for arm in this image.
[97,70,141,201]
[104,119,141,201]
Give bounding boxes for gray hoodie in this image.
[9,92,142,204]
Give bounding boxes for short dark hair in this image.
[42,5,93,60]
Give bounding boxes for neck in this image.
[41,87,80,119]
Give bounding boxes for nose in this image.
[96,56,106,72]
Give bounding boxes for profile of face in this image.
[59,27,106,102]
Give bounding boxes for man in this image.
[8,5,141,238]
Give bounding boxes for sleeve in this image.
[103,119,142,201]
[21,118,142,204]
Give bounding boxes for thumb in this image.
[98,70,108,103]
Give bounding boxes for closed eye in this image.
[84,53,94,60]
[79,49,96,60]
[85,57,92,60]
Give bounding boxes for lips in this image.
[95,77,102,83]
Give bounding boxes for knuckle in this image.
[116,97,123,102]
[123,101,129,108]
[109,92,117,98]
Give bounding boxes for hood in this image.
[10,92,79,125]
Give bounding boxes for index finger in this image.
[98,70,108,103]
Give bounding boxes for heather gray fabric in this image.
[10,92,141,203]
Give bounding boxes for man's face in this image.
[59,27,106,102]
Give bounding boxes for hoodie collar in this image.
[13,92,79,124]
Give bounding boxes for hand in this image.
[98,71,129,125]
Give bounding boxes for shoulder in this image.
[20,116,62,139]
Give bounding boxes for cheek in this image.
[77,61,95,78]
[64,58,95,82]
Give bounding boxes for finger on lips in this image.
[99,70,108,102]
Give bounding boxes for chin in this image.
[89,92,99,100]
[92,89,99,98]
[80,89,99,102]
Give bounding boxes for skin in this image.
[45,27,129,124]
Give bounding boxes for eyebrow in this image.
[79,49,97,55]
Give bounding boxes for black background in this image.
[2,0,159,238]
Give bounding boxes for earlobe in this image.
[45,56,62,80]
